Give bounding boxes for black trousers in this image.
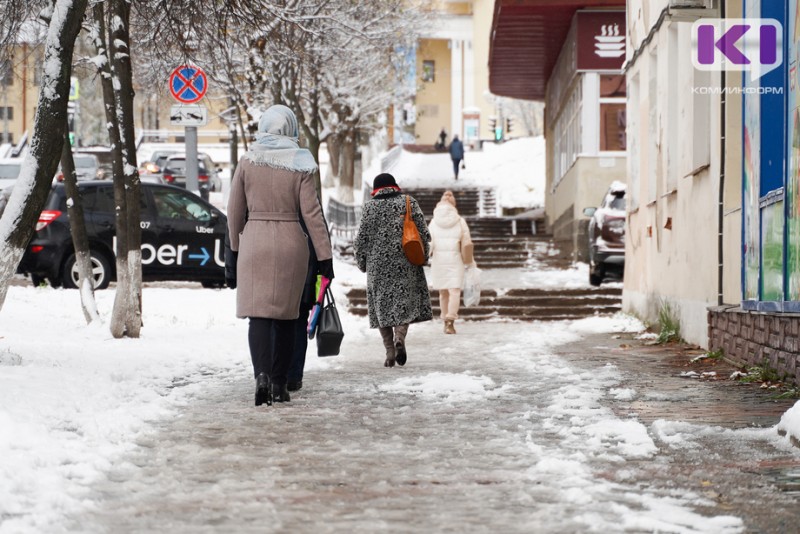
[452,158,461,179]
[288,298,314,383]
[248,318,294,385]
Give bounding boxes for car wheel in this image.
[62,250,112,290]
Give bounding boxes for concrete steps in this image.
[345,287,623,322]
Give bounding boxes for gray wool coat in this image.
[227,158,332,319]
[354,190,433,329]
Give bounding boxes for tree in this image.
[60,122,100,323]
[0,0,90,313]
[89,0,142,338]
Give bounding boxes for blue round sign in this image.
[169,65,208,104]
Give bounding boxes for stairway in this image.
[330,186,552,270]
[408,187,496,218]
[344,286,623,322]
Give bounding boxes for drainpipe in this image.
[717,0,726,306]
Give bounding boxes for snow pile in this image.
[378,372,508,402]
[362,137,545,210]
[777,400,800,444]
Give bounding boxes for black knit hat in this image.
[373,173,399,190]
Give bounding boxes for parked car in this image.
[0,158,22,190]
[55,153,104,182]
[17,181,228,289]
[583,181,626,286]
[73,154,103,180]
[160,154,222,198]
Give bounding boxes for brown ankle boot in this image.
[444,320,456,334]
[379,327,396,367]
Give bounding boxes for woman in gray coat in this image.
[228,105,333,406]
[354,173,432,367]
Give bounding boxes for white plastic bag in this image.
[462,265,481,308]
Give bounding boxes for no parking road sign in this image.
[169,65,208,104]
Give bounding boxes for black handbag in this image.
[316,287,344,357]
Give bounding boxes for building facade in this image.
[489,0,628,260]
[400,0,513,148]
[624,0,733,346]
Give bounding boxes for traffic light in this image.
[505,117,513,136]
[488,117,497,134]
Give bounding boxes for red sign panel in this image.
[576,11,627,72]
[169,65,208,104]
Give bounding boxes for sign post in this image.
[168,65,208,197]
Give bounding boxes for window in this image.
[421,60,435,82]
[0,60,12,86]
[33,59,43,86]
[627,73,640,210]
[647,46,659,202]
[551,81,582,189]
[599,75,626,152]
[666,23,679,192]
[0,107,13,120]
[152,189,211,222]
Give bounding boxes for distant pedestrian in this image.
[354,173,432,367]
[436,128,447,151]
[227,104,334,407]
[429,191,474,334]
[449,135,464,180]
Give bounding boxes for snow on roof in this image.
[609,180,627,193]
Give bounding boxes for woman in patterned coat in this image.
[354,173,432,367]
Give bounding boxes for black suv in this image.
[17,181,228,289]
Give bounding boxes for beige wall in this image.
[416,38,453,144]
[624,5,724,347]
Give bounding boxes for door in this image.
[150,186,225,281]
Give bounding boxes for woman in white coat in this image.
[429,191,473,334]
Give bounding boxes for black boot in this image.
[395,341,407,366]
[394,324,409,366]
[287,380,303,392]
[255,373,272,406]
[272,382,291,403]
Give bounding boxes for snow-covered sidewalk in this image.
[2,279,799,532]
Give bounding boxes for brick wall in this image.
[708,306,800,385]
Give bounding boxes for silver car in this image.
[0,159,22,190]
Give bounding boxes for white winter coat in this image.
[429,201,472,290]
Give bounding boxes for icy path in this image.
[69,320,748,533]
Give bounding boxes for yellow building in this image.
[403,0,508,148]
[0,42,42,147]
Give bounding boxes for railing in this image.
[380,145,402,173]
[326,197,361,244]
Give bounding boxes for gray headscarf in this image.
[243,104,318,174]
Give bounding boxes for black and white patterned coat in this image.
[354,189,433,329]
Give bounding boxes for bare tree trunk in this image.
[91,3,127,338]
[109,0,142,338]
[61,126,99,324]
[338,130,356,203]
[0,0,88,313]
[92,1,141,338]
[324,135,340,189]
